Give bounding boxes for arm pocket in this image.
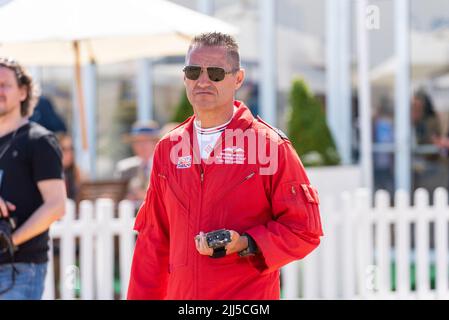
[299,183,323,236]
[299,184,320,205]
[275,181,323,236]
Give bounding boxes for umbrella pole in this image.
[73,40,89,152]
[73,40,92,176]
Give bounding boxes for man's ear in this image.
[235,68,245,90]
[19,86,27,102]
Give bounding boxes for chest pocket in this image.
[158,173,190,270]
[213,170,272,231]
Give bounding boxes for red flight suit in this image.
[127,101,323,299]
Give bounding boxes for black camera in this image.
[0,217,18,295]
[0,217,17,255]
[205,229,232,249]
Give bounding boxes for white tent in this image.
[370,30,449,86]
[214,5,325,93]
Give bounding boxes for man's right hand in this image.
[194,231,214,256]
[0,196,16,218]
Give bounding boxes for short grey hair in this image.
[186,32,240,70]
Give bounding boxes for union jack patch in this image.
[177,155,192,169]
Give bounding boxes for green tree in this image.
[172,90,193,122]
[286,78,340,166]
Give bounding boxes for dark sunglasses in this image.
[183,66,238,82]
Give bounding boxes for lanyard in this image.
[0,129,19,193]
[0,128,19,162]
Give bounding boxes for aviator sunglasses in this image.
[183,65,239,82]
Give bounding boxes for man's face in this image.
[0,67,26,118]
[184,46,244,113]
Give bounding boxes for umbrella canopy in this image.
[369,30,449,86]
[0,0,237,172]
[0,0,238,65]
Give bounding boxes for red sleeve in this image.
[127,146,170,299]
[245,141,323,274]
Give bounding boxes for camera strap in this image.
[0,127,27,193]
[0,126,20,295]
[0,126,25,295]
[0,128,19,162]
[210,247,226,259]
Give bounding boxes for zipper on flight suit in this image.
[215,171,256,227]
[195,163,204,298]
[214,171,256,203]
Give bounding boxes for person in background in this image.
[431,111,449,193]
[115,120,160,205]
[0,57,66,299]
[373,102,394,195]
[412,89,441,145]
[411,89,442,192]
[30,95,67,134]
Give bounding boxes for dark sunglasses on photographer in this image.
[183,65,239,82]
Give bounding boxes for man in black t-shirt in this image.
[0,57,66,300]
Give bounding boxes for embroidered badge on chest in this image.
[177,155,192,169]
[216,147,246,164]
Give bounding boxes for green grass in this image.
[390,262,437,291]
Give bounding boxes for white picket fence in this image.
[42,199,136,300]
[283,187,449,300]
[42,188,449,299]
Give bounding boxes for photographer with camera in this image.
[127,33,323,300]
[0,58,66,300]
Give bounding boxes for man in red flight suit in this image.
[127,32,323,300]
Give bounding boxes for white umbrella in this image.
[370,30,449,86]
[0,0,237,159]
[0,0,237,65]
